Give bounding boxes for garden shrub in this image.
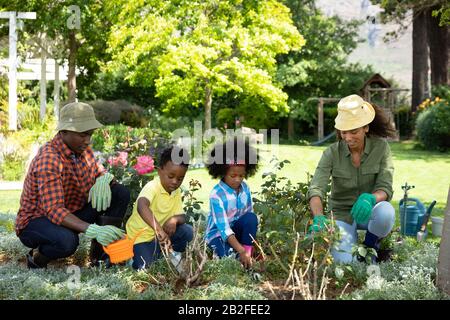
[216,108,236,129]
[416,99,450,151]
[88,100,147,127]
[253,159,332,269]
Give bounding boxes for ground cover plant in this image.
[1,142,449,300]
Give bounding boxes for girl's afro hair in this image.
[206,136,259,179]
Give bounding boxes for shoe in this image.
[26,249,50,269]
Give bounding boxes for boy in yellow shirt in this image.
[126,145,192,270]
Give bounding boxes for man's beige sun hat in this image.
[334,94,375,131]
[56,102,103,132]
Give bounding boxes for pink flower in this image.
[133,155,155,175]
[108,151,128,167]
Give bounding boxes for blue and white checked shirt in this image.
[205,180,253,244]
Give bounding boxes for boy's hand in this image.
[157,229,172,249]
[239,250,253,269]
[163,217,178,237]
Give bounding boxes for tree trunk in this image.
[288,115,294,140]
[67,30,77,103]
[427,7,449,86]
[204,85,212,131]
[437,187,450,295]
[412,9,430,112]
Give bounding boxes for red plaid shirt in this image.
[15,134,104,235]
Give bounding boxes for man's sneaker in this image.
[26,249,48,269]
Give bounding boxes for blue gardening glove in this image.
[308,215,329,233]
[85,223,125,246]
[351,193,376,224]
[88,173,114,212]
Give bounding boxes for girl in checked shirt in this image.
[204,137,259,269]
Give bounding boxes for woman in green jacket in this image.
[308,94,397,263]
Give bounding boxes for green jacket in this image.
[307,136,394,224]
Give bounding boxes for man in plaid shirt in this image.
[16,102,130,269]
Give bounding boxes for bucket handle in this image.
[399,197,426,212]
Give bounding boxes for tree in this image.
[437,186,450,295]
[373,0,450,111]
[107,0,304,130]
[276,0,373,137]
[0,0,112,103]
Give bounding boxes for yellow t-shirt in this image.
[126,177,183,244]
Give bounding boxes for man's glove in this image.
[88,173,114,211]
[308,215,329,233]
[85,224,125,246]
[351,193,376,224]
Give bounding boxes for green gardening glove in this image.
[88,173,114,212]
[85,224,125,246]
[308,215,329,233]
[351,193,376,224]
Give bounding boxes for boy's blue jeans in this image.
[18,184,130,260]
[132,223,193,270]
[208,211,258,257]
[331,201,395,263]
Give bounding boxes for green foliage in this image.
[181,179,206,224]
[1,0,113,98]
[253,158,336,277]
[91,124,171,159]
[351,244,378,264]
[433,4,450,26]
[416,99,450,151]
[216,107,236,129]
[277,1,374,135]
[0,151,25,181]
[108,0,304,124]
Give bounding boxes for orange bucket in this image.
[102,228,147,264]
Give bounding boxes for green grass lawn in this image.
[1,140,449,223]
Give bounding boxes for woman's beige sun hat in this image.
[56,102,103,132]
[334,94,375,131]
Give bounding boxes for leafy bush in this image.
[416,99,450,151]
[181,179,206,224]
[88,100,147,127]
[91,124,171,162]
[253,159,332,266]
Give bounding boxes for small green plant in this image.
[351,244,378,264]
[182,179,206,224]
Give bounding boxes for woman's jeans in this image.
[331,201,395,264]
[132,223,193,270]
[18,184,130,260]
[208,212,258,258]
